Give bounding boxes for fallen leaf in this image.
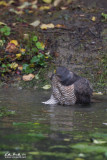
[29,64,35,68]
[0,40,4,46]
[30,20,40,27]
[23,74,35,81]
[39,6,51,10]
[32,4,37,9]
[42,84,51,90]
[64,138,70,141]
[8,0,15,5]
[16,53,21,59]
[35,74,39,80]
[18,2,31,9]
[5,43,18,53]
[10,62,18,70]
[40,42,45,49]
[45,51,50,56]
[42,0,52,4]
[0,22,6,25]
[54,0,62,6]
[45,56,49,59]
[93,92,103,95]
[9,8,24,15]
[34,122,39,125]
[91,138,106,144]
[40,23,55,30]
[20,48,26,53]
[91,16,96,21]
[0,1,8,6]
[79,14,85,17]
[18,65,23,71]
[23,34,29,40]
[55,24,65,28]
[10,40,18,46]
[28,10,33,14]
[61,6,67,10]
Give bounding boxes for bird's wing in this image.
[74,78,93,103]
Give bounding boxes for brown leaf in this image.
[55,24,65,28]
[23,74,35,81]
[5,43,18,53]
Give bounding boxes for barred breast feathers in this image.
[51,75,76,105]
[42,68,93,105]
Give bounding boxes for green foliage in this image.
[36,42,44,50]
[101,13,107,21]
[22,63,34,74]
[32,36,38,42]
[1,63,11,73]
[24,34,45,55]
[0,25,11,36]
[22,53,47,73]
[30,53,46,66]
[22,34,48,73]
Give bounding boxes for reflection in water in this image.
[48,105,74,131]
[0,87,107,133]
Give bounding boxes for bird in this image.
[42,66,93,105]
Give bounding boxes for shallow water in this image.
[0,88,107,160]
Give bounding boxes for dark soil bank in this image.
[0,0,106,93]
[40,0,107,92]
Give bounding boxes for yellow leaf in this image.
[0,40,4,46]
[16,53,21,58]
[0,1,8,6]
[40,23,55,30]
[45,56,48,59]
[10,40,18,46]
[0,22,6,25]
[8,0,15,5]
[34,123,39,125]
[29,64,35,68]
[64,138,70,142]
[42,85,51,90]
[91,16,96,21]
[39,6,51,10]
[28,10,33,14]
[54,69,56,73]
[18,66,23,71]
[20,48,26,53]
[41,42,45,49]
[42,0,52,4]
[10,62,18,70]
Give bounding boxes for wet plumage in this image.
[43,67,93,105]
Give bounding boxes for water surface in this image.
[0,88,107,160]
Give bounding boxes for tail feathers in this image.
[42,95,58,104]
